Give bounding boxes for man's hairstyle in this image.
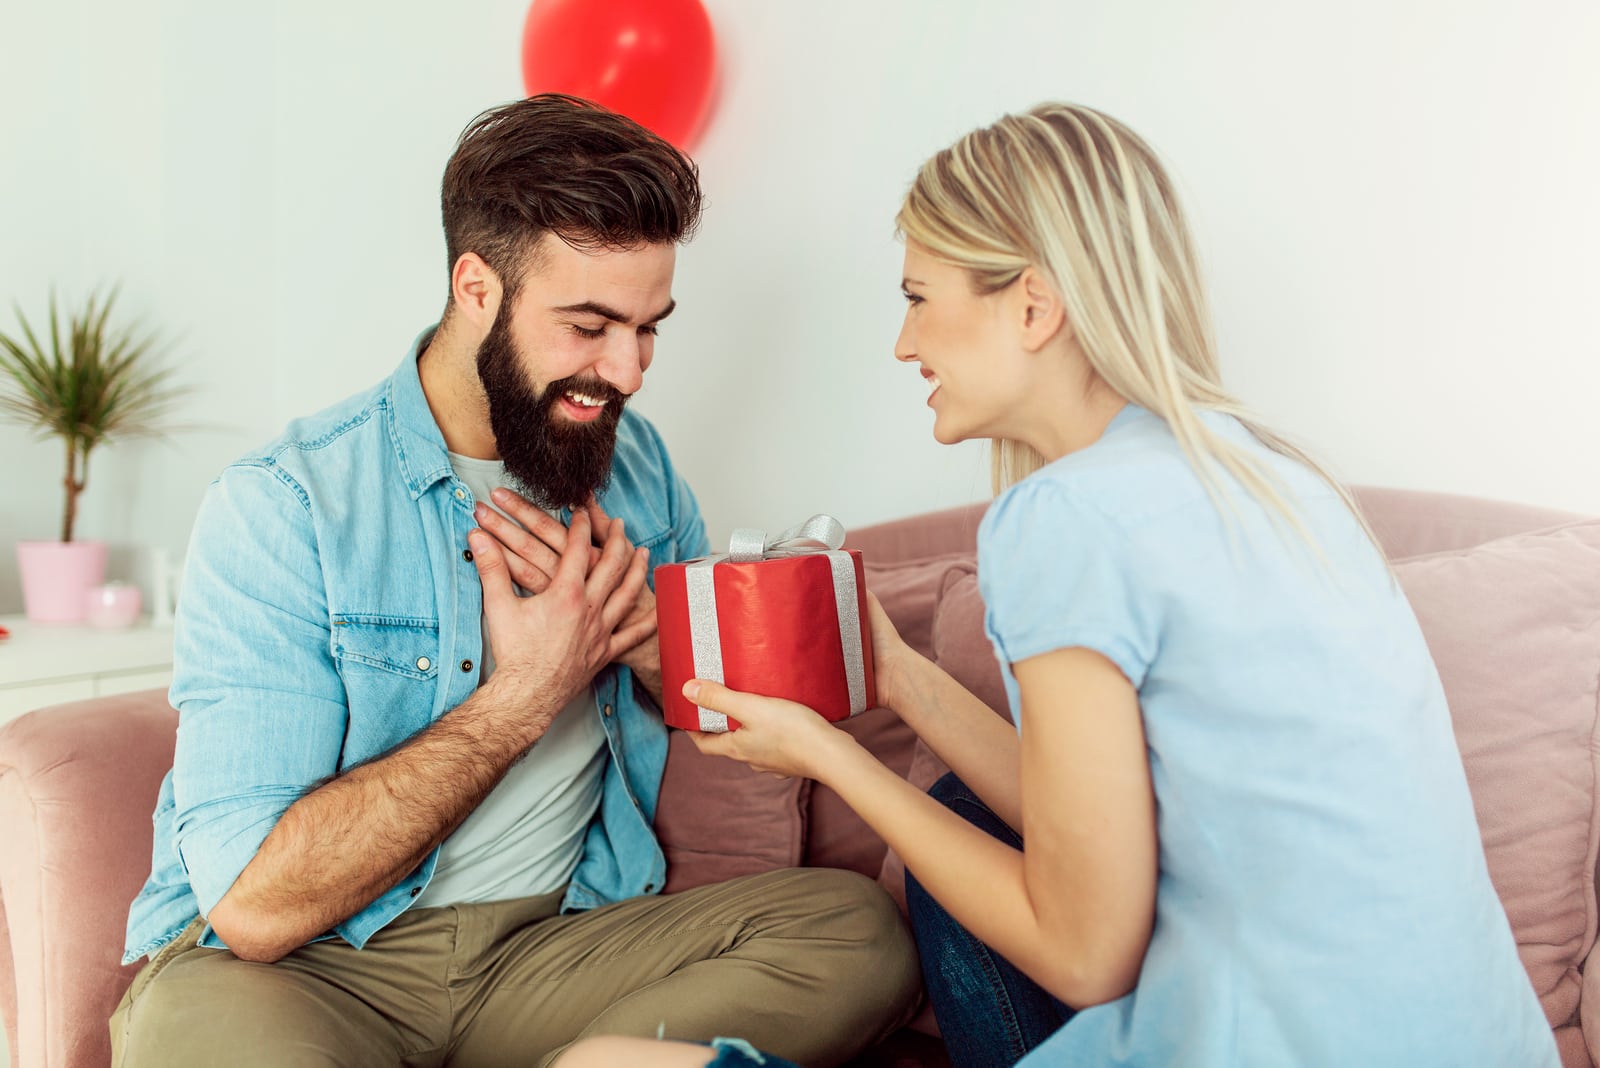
[440,93,704,304]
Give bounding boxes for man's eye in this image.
[571,324,606,339]
[640,325,659,337]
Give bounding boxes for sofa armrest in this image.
[0,690,177,1068]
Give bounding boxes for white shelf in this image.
[0,614,174,724]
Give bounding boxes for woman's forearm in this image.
[821,738,1119,1007]
[890,652,1025,830]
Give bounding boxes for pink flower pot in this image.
[16,540,108,624]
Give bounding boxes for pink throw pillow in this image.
[655,730,808,893]
[1393,520,1600,1030]
[876,561,1014,914]
[804,555,976,877]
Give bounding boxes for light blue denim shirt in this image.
[123,327,708,964]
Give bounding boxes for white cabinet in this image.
[0,614,174,724]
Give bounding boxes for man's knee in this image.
[117,953,399,1068]
[783,868,922,1015]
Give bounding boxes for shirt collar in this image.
[386,325,458,500]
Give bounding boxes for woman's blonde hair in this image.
[897,103,1368,547]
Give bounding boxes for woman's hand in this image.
[683,679,859,782]
[865,589,920,714]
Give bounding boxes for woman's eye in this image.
[571,324,606,339]
[902,291,924,305]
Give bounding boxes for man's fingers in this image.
[584,516,633,601]
[468,530,517,606]
[600,547,650,631]
[490,487,571,549]
[473,524,555,593]
[475,503,562,577]
[551,509,593,589]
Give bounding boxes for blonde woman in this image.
[557,105,1555,1068]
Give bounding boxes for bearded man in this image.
[113,94,918,1068]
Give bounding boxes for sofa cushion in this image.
[654,731,808,893]
[1393,519,1600,1032]
[876,560,1013,914]
[863,552,976,662]
[801,554,979,878]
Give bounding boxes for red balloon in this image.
[520,0,717,152]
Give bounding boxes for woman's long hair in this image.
[897,103,1368,546]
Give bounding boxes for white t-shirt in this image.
[413,453,607,907]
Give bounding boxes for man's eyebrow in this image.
[553,299,677,324]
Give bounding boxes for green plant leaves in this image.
[0,287,190,540]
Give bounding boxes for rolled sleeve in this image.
[169,461,350,916]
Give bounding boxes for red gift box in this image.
[654,515,876,732]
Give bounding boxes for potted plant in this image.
[0,287,187,623]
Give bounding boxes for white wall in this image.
[2,0,1597,617]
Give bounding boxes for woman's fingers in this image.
[682,678,772,725]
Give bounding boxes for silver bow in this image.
[684,514,867,732]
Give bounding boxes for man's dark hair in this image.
[440,93,704,307]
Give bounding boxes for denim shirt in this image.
[123,328,709,964]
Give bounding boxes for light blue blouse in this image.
[979,404,1555,1067]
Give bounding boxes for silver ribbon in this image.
[684,514,868,732]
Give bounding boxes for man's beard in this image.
[475,305,627,511]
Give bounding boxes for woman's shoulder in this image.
[980,408,1207,547]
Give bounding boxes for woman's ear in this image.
[1017,267,1070,352]
[450,252,503,336]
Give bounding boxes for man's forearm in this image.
[207,673,556,962]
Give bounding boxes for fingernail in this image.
[682,680,700,701]
[474,503,489,520]
[467,530,486,548]
[491,487,509,503]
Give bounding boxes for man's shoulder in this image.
[219,376,395,486]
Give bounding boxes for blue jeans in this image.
[905,773,1075,1068]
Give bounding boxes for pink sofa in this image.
[4,485,1599,1068]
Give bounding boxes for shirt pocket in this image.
[330,616,440,759]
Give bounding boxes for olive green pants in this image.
[109,868,919,1068]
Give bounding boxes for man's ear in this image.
[450,252,502,334]
[1016,266,1070,353]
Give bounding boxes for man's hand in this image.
[471,490,661,695]
[469,508,650,724]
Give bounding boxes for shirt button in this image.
[416,656,431,672]
[462,548,474,562]
[603,704,614,717]
[455,488,466,500]
[410,886,421,897]
[460,659,474,673]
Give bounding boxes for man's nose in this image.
[596,335,645,396]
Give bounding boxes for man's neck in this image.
[418,320,500,461]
